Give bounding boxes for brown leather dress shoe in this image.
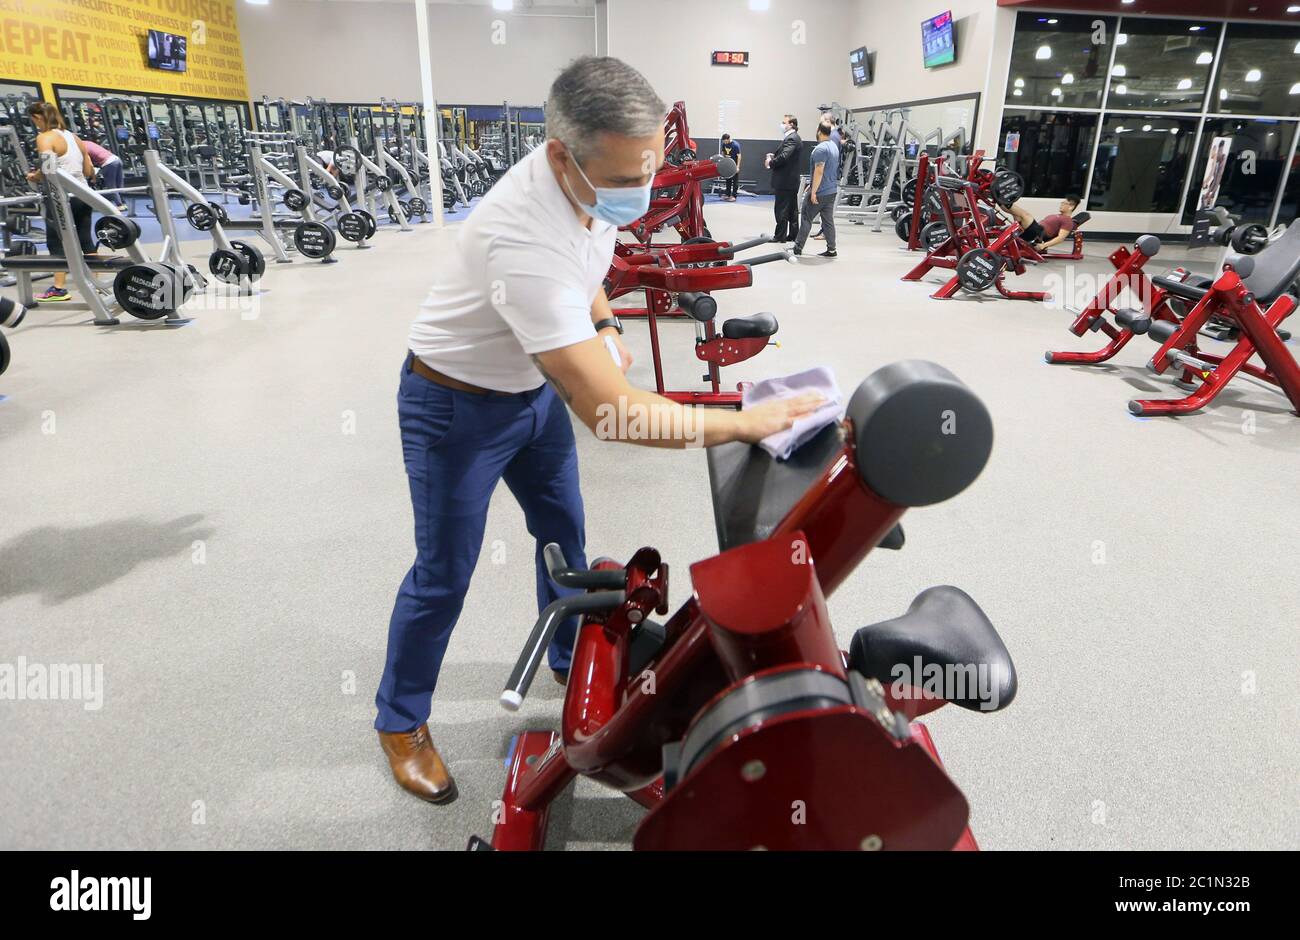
[553,670,568,687]
[378,724,457,804]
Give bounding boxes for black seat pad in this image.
[1072,211,1091,227]
[721,312,778,340]
[706,423,903,552]
[848,586,1016,712]
[1236,221,1300,303]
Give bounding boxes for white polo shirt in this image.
[409,147,617,393]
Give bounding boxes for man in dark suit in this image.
[766,115,802,242]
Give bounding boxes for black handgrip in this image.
[716,235,773,257]
[677,291,718,322]
[544,543,625,590]
[740,250,793,267]
[501,590,625,711]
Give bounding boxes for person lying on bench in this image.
[1007,195,1081,251]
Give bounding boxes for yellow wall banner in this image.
[0,0,248,102]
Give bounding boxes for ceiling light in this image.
[1289,4,1300,11]
[1245,68,1262,82]
[1112,64,1126,77]
[1048,19,1058,24]
[1116,126,1126,133]
[1142,124,1152,132]
[1169,128,1179,134]
[1036,45,1052,60]
[1189,26,1203,32]
[1014,78,1025,88]
[1114,84,1127,95]
[1291,83,1300,94]
[244,0,269,5]
[1197,52,1214,65]
[492,0,512,10]
[1062,73,1075,84]
[1177,78,1192,90]
[1220,88,1229,100]
[1013,89,1023,97]
[1051,87,1062,97]
[748,0,770,9]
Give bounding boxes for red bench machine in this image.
[620,102,737,248]
[474,361,1014,851]
[901,175,1049,302]
[605,236,788,407]
[1045,228,1300,416]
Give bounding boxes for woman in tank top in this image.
[25,102,98,302]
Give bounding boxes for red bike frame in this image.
[489,410,988,851]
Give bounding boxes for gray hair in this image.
[547,57,667,162]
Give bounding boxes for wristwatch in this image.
[594,317,623,335]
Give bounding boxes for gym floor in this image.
[2,196,1297,850]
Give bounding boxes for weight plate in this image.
[0,330,9,376]
[921,220,951,252]
[294,221,336,260]
[357,210,377,239]
[334,146,362,182]
[924,186,944,217]
[283,188,308,212]
[112,261,190,319]
[326,184,343,201]
[902,178,919,205]
[991,169,1025,207]
[374,175,391,192]
[406,197,426,216]
[94,215,140,250]
[337,211,369,243]
[185,202,217,231]
[230,240,265,281]
[894,212,913,242]
[208,248,250,284]
[955,247,1003,293]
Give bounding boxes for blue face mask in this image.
[563,151,652,227]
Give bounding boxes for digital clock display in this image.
[712,51,750,67]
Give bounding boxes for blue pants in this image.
[374,357,588,732]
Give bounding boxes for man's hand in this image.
[26,170,40,183]
[735,393,826,444]
[811,192,819,205]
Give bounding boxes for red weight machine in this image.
[901,174,1049,302]
[476,361,1013,851]
[621,153,738,248]
[1046,227,1300,417]
[606,236,788,407]
[620,102,738,248]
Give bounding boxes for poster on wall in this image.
[1197,136,1233,211]
[1004,132,1021,154]
[0,0,249,102]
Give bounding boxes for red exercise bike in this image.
[474,361,1016,851]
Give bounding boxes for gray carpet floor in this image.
[1,198,1297,851]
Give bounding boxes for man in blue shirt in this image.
[794,123,840,258]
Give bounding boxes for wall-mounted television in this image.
[850,47,872,87]
[146,30,187,73]
[922,11,956,69]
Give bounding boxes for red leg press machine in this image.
[474,361,1017,851]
